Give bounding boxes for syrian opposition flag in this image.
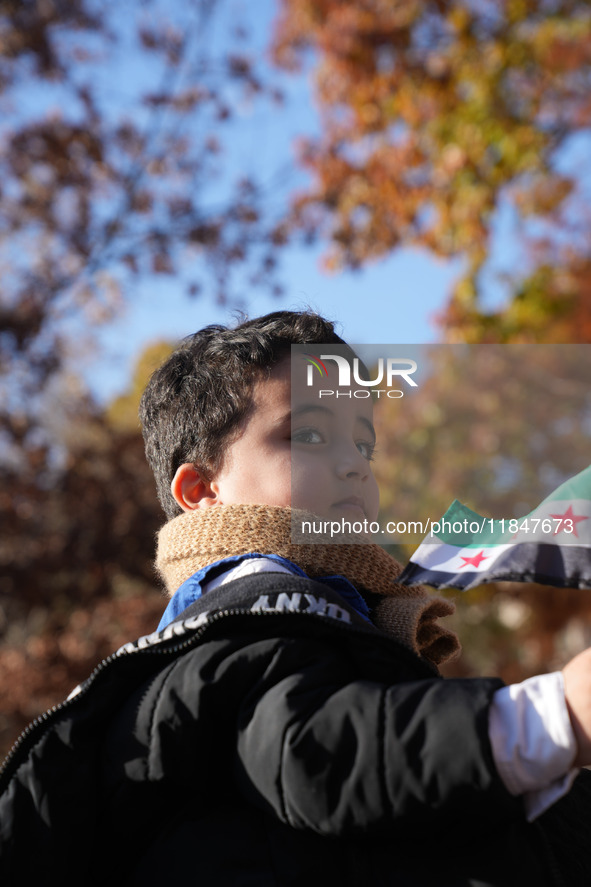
[397,465,591,591]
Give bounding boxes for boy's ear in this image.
[171,463,220,511]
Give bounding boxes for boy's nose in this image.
[334,444,369,479]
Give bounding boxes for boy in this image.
[1,310,591,886]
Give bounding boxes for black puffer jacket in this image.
[1,572,590,886]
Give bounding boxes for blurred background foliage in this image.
[371,344,591,681]
[2,0,591,758]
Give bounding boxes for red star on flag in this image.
[549,504,589,537]
[459,550,489,568]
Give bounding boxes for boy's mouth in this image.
[332,496,366,517]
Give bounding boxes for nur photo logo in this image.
[303,352,418,399]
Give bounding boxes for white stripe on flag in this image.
[409,541,516,572]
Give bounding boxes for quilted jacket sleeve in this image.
[230,633,521,838]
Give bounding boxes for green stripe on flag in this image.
[431,464,591,548]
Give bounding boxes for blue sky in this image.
[90,241,463,403]
[65,0,569,405]
[79,0,467,403]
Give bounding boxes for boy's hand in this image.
[562,647,591,767]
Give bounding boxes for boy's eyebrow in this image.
[275,404,329,429]
[288,404,377,443]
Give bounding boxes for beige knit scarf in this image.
[156,504,460,668]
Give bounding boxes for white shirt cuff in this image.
[488,671,579,820]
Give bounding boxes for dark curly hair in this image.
[139,310,348,518]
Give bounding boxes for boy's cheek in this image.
[290,466,333,517]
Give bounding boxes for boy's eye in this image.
[356,440,376,461]
[292,427,324,445]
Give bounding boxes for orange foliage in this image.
[274,0,591,342]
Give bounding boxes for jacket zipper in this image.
[0,611,216,789]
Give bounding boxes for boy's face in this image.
[180,356,380,521]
